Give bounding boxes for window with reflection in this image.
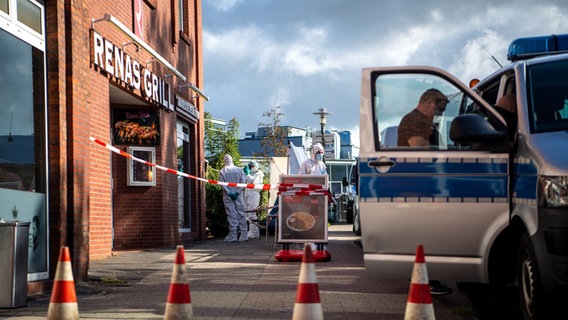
[0,28,45,193]
[17,0,42,34]
[0,0,47,280]
[0,0,9,14]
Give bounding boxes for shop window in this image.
[177,121,191,230]
[127,147,156,186]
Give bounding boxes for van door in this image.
[359,66,510,282]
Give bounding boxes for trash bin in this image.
[0,220,29,308]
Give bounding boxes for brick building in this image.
[0,0,207,294]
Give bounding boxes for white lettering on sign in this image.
[132,60,141,89]
[91,30,173,109]
[104,38,114,75]
[143,68,152,98]
[93,32,104,66]
[176,95,199,121]
[114,47,124,80]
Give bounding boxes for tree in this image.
[257,105,288,158]
[204,112,241,171]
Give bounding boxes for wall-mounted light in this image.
[122,41,140,52]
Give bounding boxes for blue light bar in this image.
[507,34,568,61]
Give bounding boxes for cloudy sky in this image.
[202,0,568,146]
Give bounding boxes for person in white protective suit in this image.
[219,154,248,242]
[299,143,327,175]
[243,160,264,239]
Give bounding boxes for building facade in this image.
[238,126,358,161]
[0,0,207,294]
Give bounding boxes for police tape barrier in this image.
[90,137,330,196]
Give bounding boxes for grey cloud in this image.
[203,0,568,141]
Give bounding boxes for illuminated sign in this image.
[91,30,174,111]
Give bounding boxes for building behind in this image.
[0,0,207,294]
[238,126,358,161]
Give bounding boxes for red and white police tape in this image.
[90,137,333,199]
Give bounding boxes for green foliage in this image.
[205,183,227,237]
[204,112,241,169]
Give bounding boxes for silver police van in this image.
[358,34,568,319]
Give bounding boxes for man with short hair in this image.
[397,88,448,147]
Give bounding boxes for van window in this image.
[528,60,568,133]
[372,73,475,150]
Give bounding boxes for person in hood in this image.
[219,154,248,242]
[243,160,264,239]
[299,143,327,175]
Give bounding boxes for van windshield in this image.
[527,59,568,133]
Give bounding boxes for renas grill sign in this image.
[91,30,174,111]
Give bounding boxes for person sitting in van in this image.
[397,88,448,147]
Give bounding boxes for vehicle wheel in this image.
[517,233,548,320]
[352,197,361,236]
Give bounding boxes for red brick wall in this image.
[45,0,205,281]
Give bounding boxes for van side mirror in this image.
[342,177,348,187]
[450,113,506,143]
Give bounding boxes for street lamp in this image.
[312,107,332,159]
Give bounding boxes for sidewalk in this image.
[0,224,477,319]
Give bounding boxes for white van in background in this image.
[358,34,568,319]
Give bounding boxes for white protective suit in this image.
[244,161,264,239]
[219,154,248,242]
[299,143,327,175]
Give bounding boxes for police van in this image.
[358,34,568,319]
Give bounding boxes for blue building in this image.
[238,126,358,160]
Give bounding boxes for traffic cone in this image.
[164,245,193,319]
[47,246,79,320]
[292,243,323,320]
[404,244,435,320]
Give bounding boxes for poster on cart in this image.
[278,174,328,243]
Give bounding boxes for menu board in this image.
[278,174,328,243]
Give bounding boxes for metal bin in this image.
[0,221,29,308]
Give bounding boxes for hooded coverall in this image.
[299,143,327,175]
[219,154,248,242]
[244,161,264,238]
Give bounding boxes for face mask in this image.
[315,154,323,161]
[250,167,258,173]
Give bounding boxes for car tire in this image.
[517,232,550,320]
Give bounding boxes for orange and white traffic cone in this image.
[404,244,435,320]
[164,245,193,319]
[292,243,323,320]
[47,246,79,320]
